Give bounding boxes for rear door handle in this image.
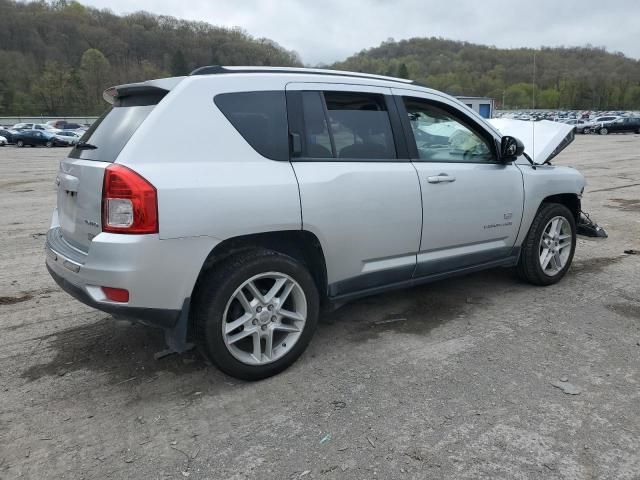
[427,174,456,184]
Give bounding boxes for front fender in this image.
[515,164,585,246]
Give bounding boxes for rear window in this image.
[68,105,155,162]
[214,91,289,161]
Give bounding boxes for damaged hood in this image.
[488,119,575,164]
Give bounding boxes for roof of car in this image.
[104,65,439,105]
[189,65,420,86]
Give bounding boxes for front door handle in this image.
[427,174,456,184]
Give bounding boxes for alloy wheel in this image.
[538,216,572,276]
[222,271,307,366]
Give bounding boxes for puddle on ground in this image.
[0,288,57,307]
[0,293,34,305]
[322,271,506,344]
[606,198,640,212]
[607,303,640,320]
[20,317,204,383]
[570,256,624,275]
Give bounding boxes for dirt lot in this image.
[1,135,639,479]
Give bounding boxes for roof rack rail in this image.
[189,65,420,86]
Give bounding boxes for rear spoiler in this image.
[103,77,185,105]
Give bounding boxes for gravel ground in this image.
[1,135,639,480]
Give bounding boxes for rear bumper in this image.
[45,213,220,328]
[47,263,180,328]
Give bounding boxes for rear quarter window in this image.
[214,91,289,161]
[69,104,155,162]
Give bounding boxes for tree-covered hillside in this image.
[331,38,640,110]
[2,2,640,115]
[0,0,301,115]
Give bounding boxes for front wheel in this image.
[193,249,320,380]
[599,128,608,135]
[517,203,576,286]
[45,140,53,148]
[16,140,24,147]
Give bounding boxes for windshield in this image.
[69,105,155,162]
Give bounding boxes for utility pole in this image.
[532,52,536,110]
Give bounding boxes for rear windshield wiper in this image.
[75,141,98,150]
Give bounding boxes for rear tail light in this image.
[102,164,158,234]
[102,287,129,303]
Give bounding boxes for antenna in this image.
[532,51,536,163]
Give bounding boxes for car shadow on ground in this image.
[20,267,520,386]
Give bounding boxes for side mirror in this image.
[500,136,524,161]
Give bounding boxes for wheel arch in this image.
[191,230,328,303]
[540,193,581,222]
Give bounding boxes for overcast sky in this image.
[81,0,640,65]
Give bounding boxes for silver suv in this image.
[46,66,587,380]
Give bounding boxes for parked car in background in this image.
[61,122,84,130]
[12,122,36,130]
[47,120,69,129]
[34,123,61,132]
[563,119,590,133]
[55,130,82,144]
[12,122,61,132]
[591,117,640,135]
[590,115,619,124]
[0,128,17,143]
[15,129,71,147]
[0,135,7,146]
[578,116,620,134]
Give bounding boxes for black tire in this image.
[45,140,53,148]
[599,127,608,135]
[517,203,576,286]
[193,249,320,380]
[16,140,24,147]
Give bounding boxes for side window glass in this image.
[214,91,289,161]
[300,92,333,158]
[403,97,495,163]
[323,91,396,160]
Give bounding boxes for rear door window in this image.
[214,91,289,161]
[295,90,397,160]
[324,91,396,159]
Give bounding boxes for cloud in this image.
[80,0,640,65]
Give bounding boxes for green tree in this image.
[504,83,533,109]
[537,88,561,109]
[397,63,409,79]
[31,61,71,115]
[170,50,189,76]
[80,48,111,110]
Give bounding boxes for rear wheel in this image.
[599,127,608,135]
[16,140,24,147]
[517,203,576,286]
[45,140,53,148]
[193,249,320,380]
